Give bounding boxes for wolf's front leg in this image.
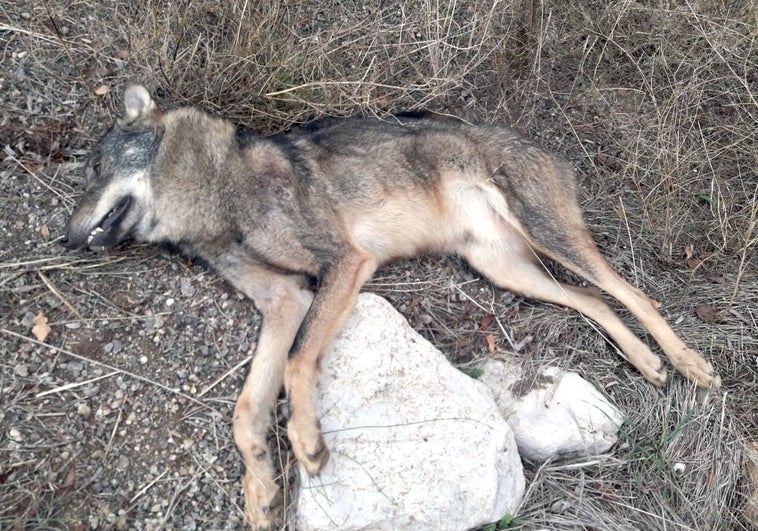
[284,356,330,475]
[234,422,280,530]
[285,250,377,475]
[233,363,284,530]
[220,263,313,530]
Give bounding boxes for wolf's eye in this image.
[84,159,101,187]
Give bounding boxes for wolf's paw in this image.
[242,470,281,531]
[288,416,330,475]
[640,356,668,387]
[671,348,720,389]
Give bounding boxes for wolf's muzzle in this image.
[59,196,132,251]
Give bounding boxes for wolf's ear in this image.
[121,85,160,123]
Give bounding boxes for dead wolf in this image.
[60,85,719,529]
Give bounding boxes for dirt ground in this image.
[1,1,756,530]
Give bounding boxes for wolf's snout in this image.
[58,231,83,250]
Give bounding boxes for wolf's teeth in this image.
[87,226,104,244]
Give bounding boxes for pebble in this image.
[67,361,83,375]
[180,278,195,298]
[14,363,29,377]
[115,455,130,471]
[104,340,124,354]
[21,311,36,328]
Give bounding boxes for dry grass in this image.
[1,0,756,529]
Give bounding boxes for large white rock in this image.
[295,294,525,531]
[479,359,624,462]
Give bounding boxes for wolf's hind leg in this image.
[516,205,719,387]
[459,232,668,386]
[484,149,717,387]
[568,243,720,388]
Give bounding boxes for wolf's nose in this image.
[58,234,74,249]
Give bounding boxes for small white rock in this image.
[479,360,624,461]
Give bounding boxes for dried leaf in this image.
[21,161,44,173]
[40,224,50,239]
[485,333,496,353]
[696,304,717,323]
[480,313,494,331]
[686,257,701,269]
[706,272,725,284]
[57,464,77,494]
[94,84,110,96]
[32,310,51,342]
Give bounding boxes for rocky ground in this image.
[1,1,756,529]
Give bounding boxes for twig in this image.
[0,24,60,45]
[129,470,168,504]
[265,81,407,97]
[104,393,127,459]
[197,352,252,398]
[38,271,83,319]
[726,191,757,315]
[36,370,119,398]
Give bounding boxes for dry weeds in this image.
[1,0,756,529]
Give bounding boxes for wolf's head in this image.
[60,85,163,251]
